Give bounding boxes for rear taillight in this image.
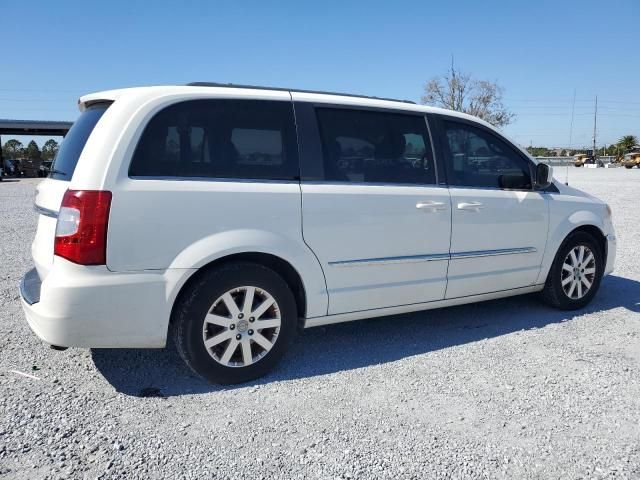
[54,190,112,265]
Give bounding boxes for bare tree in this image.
[421,64,515,128]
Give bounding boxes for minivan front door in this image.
[434,116,549,298]
[294,100,452,315]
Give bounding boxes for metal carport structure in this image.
[0,119,73,179]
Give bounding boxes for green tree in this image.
[2,139,23,159]
[526,146,550,157]
[41,139,59,161]
[617,135,638,154]
[421,64,515,127]
[25,140,41,160]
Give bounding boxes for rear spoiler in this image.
[77,88,128,112]
[78,99,114,112]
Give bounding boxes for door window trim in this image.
[294,102,443,186]
[429,113,536,192]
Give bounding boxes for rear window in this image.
[128,99,299,180]
[49,104,109,180]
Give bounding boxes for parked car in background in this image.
[3,159,23,177]
[39,160,53,177]
[19,158,41,178]
[20,84,617,384]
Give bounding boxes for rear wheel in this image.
[541,232,603,310]
[173,262,298,384]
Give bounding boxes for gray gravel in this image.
[1,169,639,479]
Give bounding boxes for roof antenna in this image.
[566,89,576,185]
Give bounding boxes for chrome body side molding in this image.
[330,247,537,268]
[449,247,537,260]
[328,253,450,267]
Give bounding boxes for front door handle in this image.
[416,201,447,212]
[457,201,484,212]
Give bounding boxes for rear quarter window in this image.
[128,99,299,181]
[50,104,110,181]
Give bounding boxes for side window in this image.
[442,120,532,189]
[232,129,284,166]
[129,100,298,180]
[315,108,436,185]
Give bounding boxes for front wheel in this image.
[541,232,603,310]
[173,262,298,384]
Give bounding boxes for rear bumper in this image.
[20,261,188,348]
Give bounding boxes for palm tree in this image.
[617,135,638,155]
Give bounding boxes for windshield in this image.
[49,104,110,180]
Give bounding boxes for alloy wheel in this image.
[202,286,281,367]
[561,245,596,300]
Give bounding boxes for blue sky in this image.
[2,0,639,149]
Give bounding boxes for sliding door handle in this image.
[416,201,448,212]
[457,201,484,211]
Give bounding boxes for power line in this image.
[505,97,640,104]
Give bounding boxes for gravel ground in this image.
[1,169,639,479]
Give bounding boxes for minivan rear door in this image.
[295,99,452,315]
[32,104,110,279]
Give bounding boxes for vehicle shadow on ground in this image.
[91,274,640,397]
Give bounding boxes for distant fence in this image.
[535,156,617,166]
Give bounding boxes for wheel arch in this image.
[169,252,309,329]
[538,219,607,284]
[568,225,607,263]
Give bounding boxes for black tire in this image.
[541,231,603,310]
[172,262,298,384]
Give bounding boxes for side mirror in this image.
[535,163,553,189]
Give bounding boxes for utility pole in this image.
[566,89,576,185]
[592,95,598,162]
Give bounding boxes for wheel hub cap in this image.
[236,319,249,333]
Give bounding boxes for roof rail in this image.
[186,82,416,105]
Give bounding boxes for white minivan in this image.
[21,83,616,384]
